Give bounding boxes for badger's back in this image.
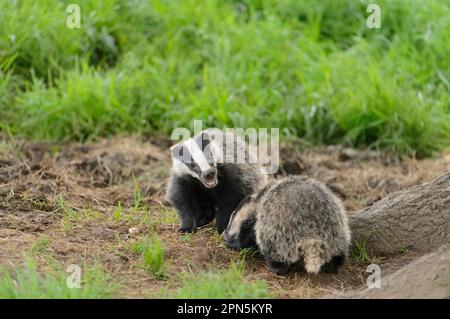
[255,176,350,265]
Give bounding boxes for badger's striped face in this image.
[222,195,257,250]
[170,132,218,188]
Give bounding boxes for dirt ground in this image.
[1,134,449,298]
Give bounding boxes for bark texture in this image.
[330,244,450,299]
[349,172,450,255]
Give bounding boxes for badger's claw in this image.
[178,226,196,233]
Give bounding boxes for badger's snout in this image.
[222,232,239,250]
[200,167,218,188]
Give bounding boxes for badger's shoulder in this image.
[258,175,345,217]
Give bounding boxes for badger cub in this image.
[222,175,351,275]
[166,129,267,234]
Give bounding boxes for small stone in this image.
[128,227,139,235]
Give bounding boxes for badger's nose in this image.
[202,168,216,180]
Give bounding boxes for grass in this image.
[168,262,270,298]
[129,236,167,278]
[58,195,105,232]
[111,201,123,223]
[350,240,383,266]
[0,257,117,298]
[31,236,51,255]
[0,0,448,156]
[132,174,142,210]
[154,208,179,226]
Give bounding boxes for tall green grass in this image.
[169,262,270,299]
[0,258,116,299]
[130,236,167,278]
[1,0,449,156]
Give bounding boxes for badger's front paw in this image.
[178,226,196,233]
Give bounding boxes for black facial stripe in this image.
[176,145,202,175]
[235,196,252,212]
[194,133,210,151]
[238,215,257,248]
[194,133,214,165]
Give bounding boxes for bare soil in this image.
[1,135,449,298]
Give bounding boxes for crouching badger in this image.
[222,175,351,275]
[165,129,268,233]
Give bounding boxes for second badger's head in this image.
[170,131,218,188]
[222,195,258,250]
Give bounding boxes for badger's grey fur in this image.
[222,175,351,275]
[165,129,268,234]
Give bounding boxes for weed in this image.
[128,236,167,278]
[0,257,117,298]
[168,262,270,298]
[31,236,50,255]
[132,174,141,210]
[350,241,383,265]
[112,201,123,223]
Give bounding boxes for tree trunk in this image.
[329,244,450,299]
[349,172,450,255]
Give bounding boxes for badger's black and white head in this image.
[222,195,257,250]
[170,131,219,188]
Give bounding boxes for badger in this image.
[165,129,268,234]
[222,175,351,275]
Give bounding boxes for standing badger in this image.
[222,175,351,275]
[165,129,268,233]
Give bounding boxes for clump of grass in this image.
[58,195,105,232]
[350,241,383,266]
[0,258,117,298]
[154,208,179,226]
[169,262,270,299]
[31,236,50,255]
[238,248,259,259]
[129,236,167,278]
[132,174,141,210]
[111,201,123,223]
[180,233,193,245]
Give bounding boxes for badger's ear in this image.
[170,144,183,159]
[202,131,210,142]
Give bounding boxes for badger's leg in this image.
[215,198,242,234]
[215,188,247,233]
[197,209,215,228]
[167,175,212,233]
[320,254,346,273]
[297,239,332,274]
[173,196,199,233]
[265,257,294,276]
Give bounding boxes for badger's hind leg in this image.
[298,239,332,274]
[265,257,294,276]
[320,254,346,274]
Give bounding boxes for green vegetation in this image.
[154,208,179,226]
[350,240,383,265]
[31,236,51,255]
[0,258,116,298]
[0,0,448,156]
[111,201,123,223]
[58,195,104,232]
[129,236,167,278]
[169,262,270,298]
